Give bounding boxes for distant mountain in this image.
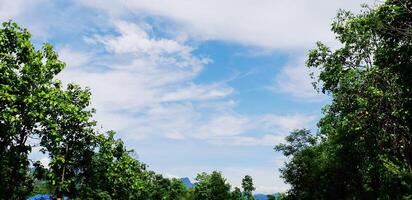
[180,177,195,188]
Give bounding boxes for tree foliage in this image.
[0,21,65,199]
[276,0,412,199]
[193,171,232,200]
[231,187,243,200]
[241,175,255,200]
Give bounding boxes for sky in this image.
[0,0,376,194]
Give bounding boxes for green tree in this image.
[0,21,65,199]
[307,0,412,198]
[193,171,231,200]
[241,175,255,200]
[167,178,187,200]
[39,83,97,198]
[274,129,317,157]
[180,188,196,200]
[0,21,98,199]
[277,0,412,199]
[80,131,150,199]
[275,130,330,199]
[231,187,243,200]
[147,174,186,200]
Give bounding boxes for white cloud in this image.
[220,135,285,146]
[208,113,317,146]
[221,166,289,194]
[197,114,252,138]
[59,21,241,142]
[58,47,91,69]
[0,0,51,38]
[92,20,193,56]
[76,0,376,49]
[60,21,222,110]
[0,0,43,21]
[72,0,375,102]
[260,113,317,133]
[59,20,317,145]
[164,173,179,179]
[271,57,326,101]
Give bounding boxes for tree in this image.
[147,174,186,200]
[0,21,98,199]
[241,175,255,200]
[193,171,231,200]
[307,0,412,198]
[231,187,243,200]
[275,130,332,199]
[79,131,150,199]
[274,129,317,157]
[167,178,186,200]
[276,0,412,199]
[0,21,65,199]
[39,83,97,198]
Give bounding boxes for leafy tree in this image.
[0,21,65,199]
[275,130,331,199]
[180,188,196,200]
[307,0,412,198]
[39,83,97,198]
[241,175,255,200]
[0,21,98,199]
[147,174,186,200]
[274,129,317,157]
[231,187,243,200]
[277,0,412,199]
[79,131,150,199]
[193,171,231,200]
[167,178,187,200]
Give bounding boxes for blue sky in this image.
[0,0,374,193]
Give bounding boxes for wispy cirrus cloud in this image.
[58,20,317,146]
[270,57,326,102]
[75,0,376,49]
[205,113,317,146]
[71,0,375,103]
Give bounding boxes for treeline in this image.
[0,21,284,200]
[275,0,412,199]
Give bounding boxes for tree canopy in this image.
[276,0,412,199]
[242,175,255,200]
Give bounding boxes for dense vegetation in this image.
[276,0,412,199]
